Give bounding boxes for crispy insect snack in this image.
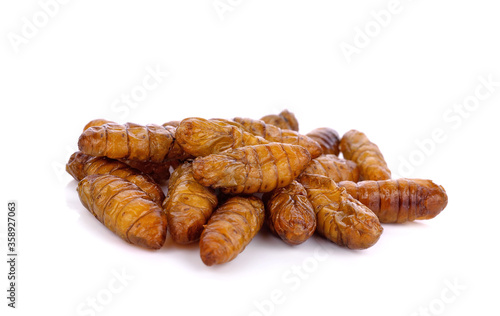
[77,174,167,249]
[306,127,341,156]
[70,113,448,262]
[175,117,268,157]
[66,151,164,205]
[199,196,265,266]
[340,129,391,181]
[298,173,383,249]
[163,162,218,244]
[233,117,322,158]
[78,121,188,162]
[260,109,299,131]
[302,154,359,183]
[264,180,316,245]
[338,179,448,223]
[192,143,311,194]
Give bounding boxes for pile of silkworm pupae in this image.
[66,110,448,266]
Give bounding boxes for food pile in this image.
[66,110,448,266]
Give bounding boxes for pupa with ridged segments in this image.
[306,127,341,156]
[340,129,391,181]
[298,172,383,250]
[199,196,265,266]
[233,117,322,158]
[175,117,268,157]
[264,180,316,245]
[78,121,189,162]
[338,178,448,223]
[77,174,168,249]
[192,143,311,194]
[163,162,218,244]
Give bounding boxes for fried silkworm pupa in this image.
[114,120,187,183]
[83,120,183,178]
[78,121,188,162]
[338,179,448,223]
[306,127,341,156]
[302,154,359,183]
[233,117,322,158]
[192,143,311,194]
[162,162,218,244]
[340,129,391,181]
[199,196,265,266]
[298,173,383,249]
[175,117,268,157]
[260,109,299,131]
[66,151,164,205]
[264,180,316,245]
[77,174,168,249]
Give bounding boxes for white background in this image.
[1,1,499,315]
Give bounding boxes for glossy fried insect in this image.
[82,120,186,170]
[306,127,341,156]
[340,129,391,181]
[175,117,268,157]
[264,180,316,245]
[77,174,168,249]
[78,121,188,162]
[162,162,218,244]
[233,117,322,158]
[199,196,265,266]
[82,120,180,183]
[66,151,164,205]
[338,179,448,223]
[192,143,311,194]
[260,109,299,131]
[298,173,383,249]
[301,154,359,183]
